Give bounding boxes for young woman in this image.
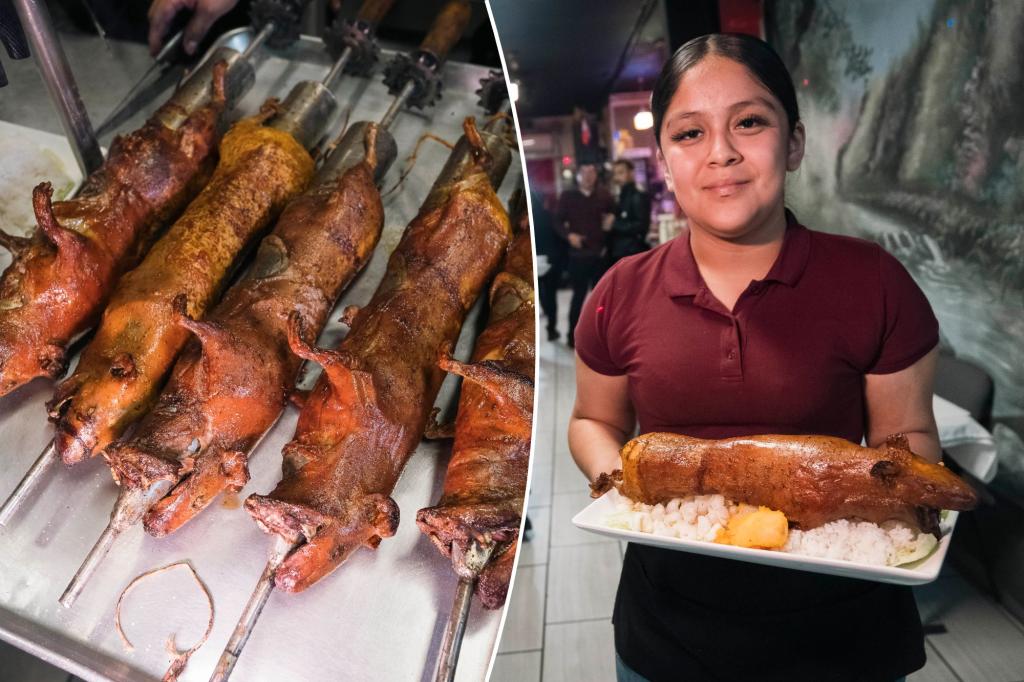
[569,34,939,682]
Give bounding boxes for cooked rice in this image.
[603,489,938,567]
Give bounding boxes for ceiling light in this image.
[633,110,653,131]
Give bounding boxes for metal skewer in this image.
[434,540,494,682]
[94,29,184,137]
[59,404,298,607]
[321,0,393,91]
[241,21,274,61]
[378,80,415,131]
[321,45,353,92]
[58,480,173,607]
[0,441,57,526]
[209,535,298,682]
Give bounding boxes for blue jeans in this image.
[615,654,906,682]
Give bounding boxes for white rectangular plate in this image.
[573,494,957,586]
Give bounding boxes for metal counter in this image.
[0,29,521,682]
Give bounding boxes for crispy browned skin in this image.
[246,118,513,593]
[0,64,228,397]
[593,433,978,536]
[416,225,535,609]
[48,108,314,466]
[102,127,385,537]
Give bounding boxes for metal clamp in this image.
[382,50,443,110]
[475,70,508,116]
[323,18,380,77]
[249,0,308,50]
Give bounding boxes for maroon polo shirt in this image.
[555,187,615,258]
[575,212,939,682]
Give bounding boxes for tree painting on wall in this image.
[767,0,1024,421]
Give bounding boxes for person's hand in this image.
[148,0,240,57]
[568,233,584,249]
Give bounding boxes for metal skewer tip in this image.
[378,80,416,132]
[435,577,475,682]
[58,480,173,608]
[95,30,185,137]
[0,441,58,527]
[321,46,353,91]
[241,21,275,62]
[433,540,495,682]
[210,535,298,682]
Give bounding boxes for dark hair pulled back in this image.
[651,33,800,147]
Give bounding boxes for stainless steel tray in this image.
[0,28,523,682]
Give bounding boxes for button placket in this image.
[720,315,743,380]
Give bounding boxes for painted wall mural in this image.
[767,0,1024,421]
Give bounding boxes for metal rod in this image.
[210,536,298,682]
[378,80,415,132]
[58,479,174,608]
[242,22,275,61]
[12,0,103,176]
[0,440,57,526]
[320,45,353,92]
[432,540,495,682]
[434,577,475,682]
[96,30,184,137]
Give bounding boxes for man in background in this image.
[531,189,565,342]
[555,163,614,347]
[607,159,651,268]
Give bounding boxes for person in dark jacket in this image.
[607,159,651,266]
[555,164,615,347]
[531,189,565,341]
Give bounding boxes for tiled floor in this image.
[492,289,1024,682]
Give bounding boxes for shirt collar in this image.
[662,209,811,298]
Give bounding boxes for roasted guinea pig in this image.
[592,433,978,536]
[416,218,535,610]
[245,118,512,593]
[48,105,315,465]
[102,125,386,537]
[0,63,229,397]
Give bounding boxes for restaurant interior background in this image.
[490,0,1024,680]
